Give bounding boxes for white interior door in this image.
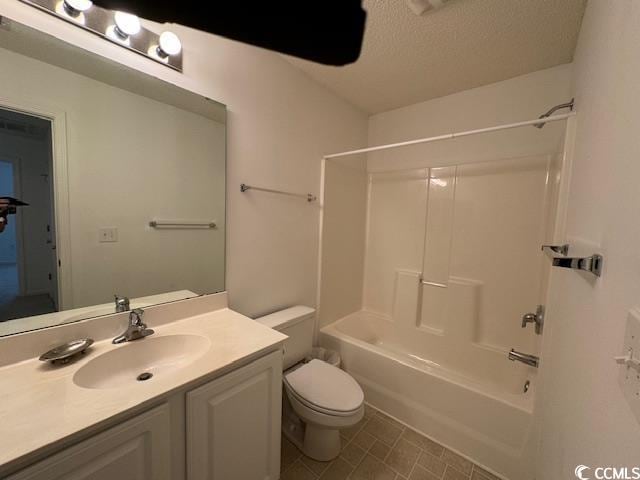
[0,158,23,303]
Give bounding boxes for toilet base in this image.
[302,423,341,461]
[281,381,364,462]
[282,392,344,461]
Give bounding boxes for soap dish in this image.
[39,339,94,365]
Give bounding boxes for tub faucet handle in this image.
[521,305,544,335]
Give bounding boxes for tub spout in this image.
[508,349,539,368]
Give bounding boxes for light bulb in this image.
[63,0,92,14]
[114,11,141,38]
[157,31,182,57]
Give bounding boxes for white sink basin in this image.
[73,334,211,389]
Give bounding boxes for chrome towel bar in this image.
[542,244,603,277]
[240,183,317,202]
[149,220,217,229]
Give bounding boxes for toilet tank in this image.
[256,306,315,369]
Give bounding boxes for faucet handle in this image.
[521,305,544,335]
[129,308,145,325]
[114,295,130,313]
[521,313,536,328]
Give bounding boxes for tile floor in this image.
[0,264,56,321]
[280,404,501,480]
[0,264,19,303]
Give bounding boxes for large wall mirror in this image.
[0,19,226,336]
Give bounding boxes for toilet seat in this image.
[284,359,364,417]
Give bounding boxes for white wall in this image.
[0,1,368,318]
[368,64,574,165]
[536,1,640,477]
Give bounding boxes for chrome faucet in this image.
[112,309,154,344]
[521,305,544,335]
[114,295,130,313]
[508,349,540,368]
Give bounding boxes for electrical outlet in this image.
[617,308,640,424]
[99,227,118,243]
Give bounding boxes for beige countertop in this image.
[0,307,286,472]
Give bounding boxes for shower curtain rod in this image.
[323,112,575,160]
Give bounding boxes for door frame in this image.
[0,95,73,310]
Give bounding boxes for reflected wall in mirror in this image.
[0,20,226,336]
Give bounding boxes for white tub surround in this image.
[0,293,287,477]
[316,142,572,479]
[321,312,533,479]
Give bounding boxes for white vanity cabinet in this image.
[7,350,283,480]
[7,404,172,480]
[187,350,283,480]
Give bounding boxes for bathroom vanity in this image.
[0,11,290,480]
[0,294,287,480]
[0,17,270,479]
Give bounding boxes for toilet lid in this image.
[284,359,364,413]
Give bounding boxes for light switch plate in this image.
[99,227,118,243]
[618,308,640,423]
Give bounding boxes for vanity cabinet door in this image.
[9,404,172,480]
[187,350,283,480]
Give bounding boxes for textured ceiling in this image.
[284,0,586,114]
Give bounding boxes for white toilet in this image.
[256,306,364,461]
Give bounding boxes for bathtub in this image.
[320,310,536,480]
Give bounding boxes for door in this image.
[8,404,172,480]
[0,108,59,320]
[186,351,283,480]
[0,159,20,306]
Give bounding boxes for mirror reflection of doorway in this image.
[0,109,57,321]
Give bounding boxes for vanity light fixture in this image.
[158,31,182,57]
[113,11,141,39]
[19,0,183,71]
[62,0,93,15]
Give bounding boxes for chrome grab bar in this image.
[551,255,603,277]
[149,220,217,229]
[542,244,603,277]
